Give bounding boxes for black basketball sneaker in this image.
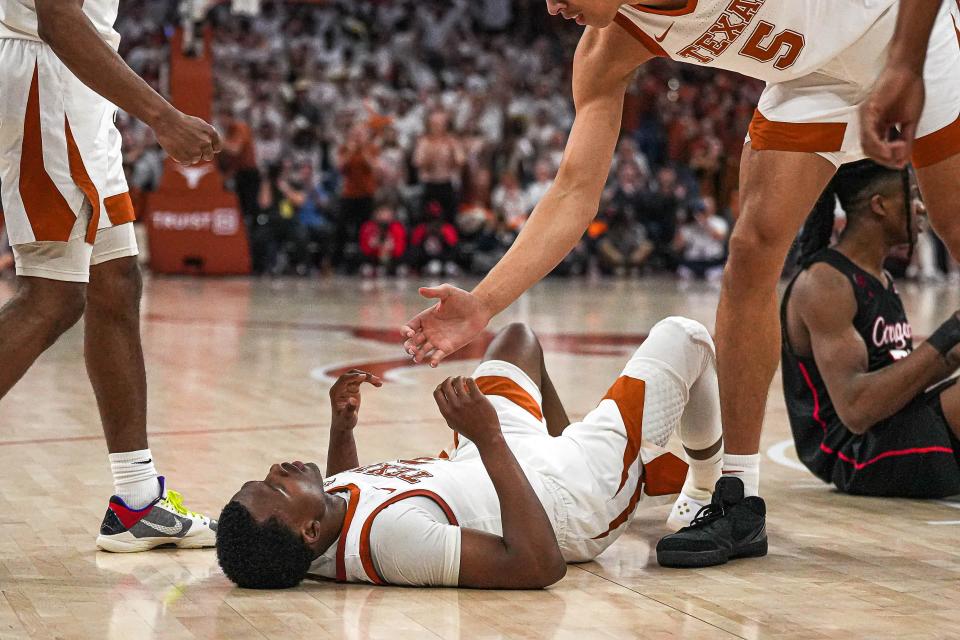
[656,476,767,568]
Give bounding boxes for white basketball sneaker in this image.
[666,486,713,532]
[96,477,217,552]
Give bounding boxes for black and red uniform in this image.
[781,248,960,498]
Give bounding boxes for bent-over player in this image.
[783,160,960,498]
[401,0,960,565]
[216,318,762,588]
[0,0,220,550]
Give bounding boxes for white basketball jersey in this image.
[616,0,897,82]
[0,0,122,48]
[315,457,561,585]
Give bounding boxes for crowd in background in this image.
[105,0,749,280]
[4,0,936,284]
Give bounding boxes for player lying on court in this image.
[783,160,960,499]
[216,317,765,588]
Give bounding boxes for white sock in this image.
[109,449,161,509]
[723,453,761,497]
[683,448,723,495]
[678,349,723,494]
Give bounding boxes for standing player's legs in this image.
[917,153,960,259]
[0,277,87,394]
[553,317,724,561]
[715,146,835,495]
[480,322,570,436]
[85,253,147,453]
[911,0,960,260]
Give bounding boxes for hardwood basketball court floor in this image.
[1,275,958,639]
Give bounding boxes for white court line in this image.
[934,499,960,510]
[765,438,808,472]
[926,520,960,526]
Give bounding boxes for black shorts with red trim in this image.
[827,379,960,499]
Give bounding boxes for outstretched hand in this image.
[859,64,924,169]
[329,369,383,431]
[401,285,491,367]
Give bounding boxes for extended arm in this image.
[35,0,221,164]
[325,371,382,476]
[401,26,651,365]
[795,267,955,434]
[472,27,649,317]
[434,377,565,588]
[859,0,943,167]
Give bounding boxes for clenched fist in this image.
[151,108,222,166]
[433,377,502,448]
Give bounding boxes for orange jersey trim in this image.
[326,483,361,582]
[592,478,645,540]
[104,192,136,226]
[641,451,688,497]
[64,118,102,244]
[912,115,960,169]
[476,376,544,422]
[603,376,647,496]
[748,110,846,153]
[19,65,76,243]
[591,451,687,540]
[614,13,669,57]
[358,489,458,585]
[629,0,698,17]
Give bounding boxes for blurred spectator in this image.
[413,109,465,223]
[608,162,646,223]
[294,164,336,274]
[612,137,651,180]
[596,209,653,276]
[640,166,685,266]
[112,0,777,280]
[336,122,379,269]
[220,110,261,223]
[492,171,527,230]
[411,201,459,276]
[689,135,724,200]
[674,196,729,282]
[524,159,554,215]
[359,203,408,276]
[251,160,333,275]
[468,214,517,275]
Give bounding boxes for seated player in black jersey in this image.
[782,160,960,498]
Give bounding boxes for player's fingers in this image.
[200,145,215,162]
[428,349,447,368]
[466,378,482,399]
[405,332,429,354]
[893,121,918,167]
[433,386,450,415]
[211,130,223,153]
[884,140,910,169]
[364,373,384,387]
[400,323,417,339]
[413,341,436,364]
[419,285,451,300]
[442,378,460,408]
